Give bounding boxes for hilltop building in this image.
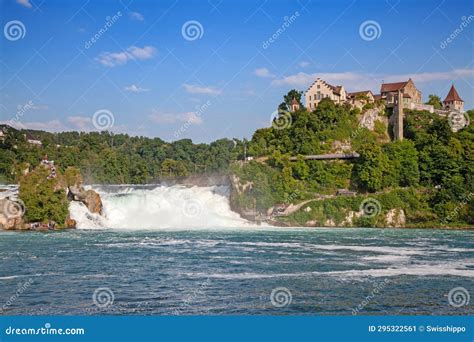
[380,78,422,106]
[24,132,42,146]
[302,76,466,139]
[443,84,464,112]
[304,78,347,111]
[290,97,300,112]
[347,90,375,109]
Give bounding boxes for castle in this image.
[303,77,464,113]
[301,77,465,140]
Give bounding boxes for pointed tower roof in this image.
[444,85,463,102]
[291,97,299,105]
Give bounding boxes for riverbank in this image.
[1,180,473,231]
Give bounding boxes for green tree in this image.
[425,94,443,109]
[384,140,420,187]
[355,141,389,192]
[19,165,69,226]
[278,89,303,112]
[161,159,189,177]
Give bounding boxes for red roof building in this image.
[443,85,464,112]
[380,78,422,106]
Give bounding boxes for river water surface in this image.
[1,227,473,315]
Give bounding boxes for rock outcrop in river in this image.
[0,163,104,231]
[0,198,25,230]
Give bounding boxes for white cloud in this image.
[254,67,275,78]
[124,84,150,93]
[129,12,144,21]
[272,72,320,87]
[30,104,49,110]
[5,120,66,132]
[386,68,474,83]
[149,110,203,125]
[16,0,32,8]
[298,61,310,68]
[1,116,127,133]
[272,69,474,92]
[68,116,92,130]
[183,84,222,95]
[127,46,155,59]
[96,45,157,67]
[182,112,203,124]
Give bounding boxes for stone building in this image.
[443,84,464,112]
[304,78,347,111]
[347,90,375,109]
[24,132,42,146]
[380,78,422,107]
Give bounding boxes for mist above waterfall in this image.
[69,185,251,229]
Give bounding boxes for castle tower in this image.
[393,90,404,141]
[443,84,464,112]
[290,97,300,112]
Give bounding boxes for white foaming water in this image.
[69,185,251,229]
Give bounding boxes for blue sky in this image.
[1,0,473,143]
